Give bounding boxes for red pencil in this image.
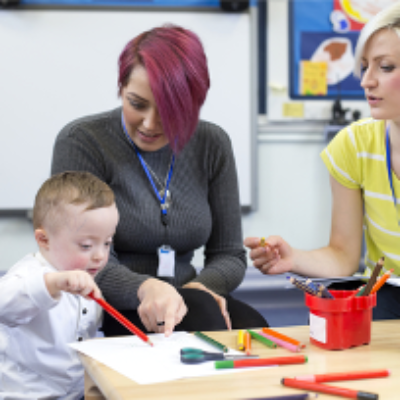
[282,377,378,399]
[294,369,390,382]
[88,293,153,346]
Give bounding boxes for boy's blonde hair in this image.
[354,2,400,78]
[33,171,115,231]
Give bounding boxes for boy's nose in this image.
[93,248,105,262]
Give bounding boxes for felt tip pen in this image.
[294,369,390,383]
[262,328,306,349]
[282,377,378,399]
[258,331,301,353]
[88,293,153,346]
[248,329,277,349]
[244,331,252,355]
[237,330,245,351]
[194,331,228,353]
[215,355,307,369]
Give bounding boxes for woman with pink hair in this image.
[52,25,267,336]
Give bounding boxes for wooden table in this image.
[81,321,400,400]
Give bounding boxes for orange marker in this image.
[370,269,394,294]
[262,327,306,349]
[244,331,252,355]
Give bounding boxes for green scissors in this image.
[180,347,258,364]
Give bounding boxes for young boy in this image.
[0,171,119,400]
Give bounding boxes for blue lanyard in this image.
[121,113,175,225]
[386,125,397,207]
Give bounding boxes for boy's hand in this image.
[44,271,102,300]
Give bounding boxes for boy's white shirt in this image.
[0,252,102,400]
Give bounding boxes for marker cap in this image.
[215,360,234,369]
[358,392,378,400]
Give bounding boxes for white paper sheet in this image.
[70,332,269,385]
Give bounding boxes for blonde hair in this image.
[33,171,115,231]
[354,3,400,78]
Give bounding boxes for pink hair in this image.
[118,25,210,153]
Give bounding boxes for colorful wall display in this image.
[289,0,395,100]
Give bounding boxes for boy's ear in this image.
[35,228,50,250]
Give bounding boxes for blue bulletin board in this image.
[289,0,364,100]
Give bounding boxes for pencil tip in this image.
[148,339,154,346]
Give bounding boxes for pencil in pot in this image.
[360,257,384,296]
[370,269,393,294]
[287,277,319,297]
[88,293,153,346]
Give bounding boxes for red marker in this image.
[88,293,153,347]
[282,377,378,399]
[215,355,307,369]
[295,369,390,383]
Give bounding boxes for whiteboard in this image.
[0,9,253,209]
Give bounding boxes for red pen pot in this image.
[305,290,376,350]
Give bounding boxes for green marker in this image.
[215,355,308,369]
[247,329,277,349]
[194,331,228,353]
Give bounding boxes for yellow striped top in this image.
[321,118,400,277]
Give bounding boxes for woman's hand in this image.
[137,278,187,337]
[182,282,232,330]
[244,236,294,275]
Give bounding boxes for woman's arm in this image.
[190,125,247,295]
[245,175,364,278]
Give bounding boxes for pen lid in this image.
[215,360,234,369]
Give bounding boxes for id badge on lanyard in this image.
[157,245,175,277]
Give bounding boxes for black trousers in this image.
[102,288,268,336]
[328,280,400,320]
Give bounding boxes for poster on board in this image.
[289,0,398,100]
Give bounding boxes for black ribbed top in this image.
[51,107,246,309]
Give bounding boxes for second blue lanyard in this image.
[386,125,400,226]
